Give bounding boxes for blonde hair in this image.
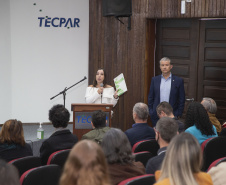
[157,133,202,185]
[59,140,111,185]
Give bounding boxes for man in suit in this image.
[148,57,185,126]
[125,102,155,147]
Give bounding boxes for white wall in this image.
[0,0,89,123]
[0,1,12,123]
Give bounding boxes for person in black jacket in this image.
[0,119,33,162]
[40,104,78,164]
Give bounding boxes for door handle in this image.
[186,98,194,102]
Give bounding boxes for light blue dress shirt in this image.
[160,73,171,103]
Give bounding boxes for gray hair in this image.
[159,57,171,65]
[133,102,149,120]
[156,117,178,143]
[201,97,217,114]
[101,128,134,164]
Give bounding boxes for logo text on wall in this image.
[38,17,80,28]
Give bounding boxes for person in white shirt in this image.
[85,68,118,107]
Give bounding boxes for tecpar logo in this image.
[38,17,80,28]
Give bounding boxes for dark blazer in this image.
[0,143,33,162]
[148,74,185,126]
[146,146,167,174]
[125,123,155,147]
[40,129,78,164]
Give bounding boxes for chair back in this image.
[132,140,159,156]
[118,174,155,185]
[207,157,226,171]
[202,136,226,171]
[47,149,70,168]
[20,164,61,185]
[8,156,42,176]
[134,151,154,167]
[201,137,215,151]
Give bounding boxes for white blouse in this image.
[85,87,118,107]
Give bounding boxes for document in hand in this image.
[114,73,128,96]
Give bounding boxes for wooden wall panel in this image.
[89,0,226,131]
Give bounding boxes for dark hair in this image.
[101,128,134,164]
[0,159,20,185]
[49,104,70,128]
[0,119,25,146]
[156,101,173,116]
[93,68,107,87]
[156,117,178,143]
[92,110,106,128]
[133,102,149,120]
[185,102,215,136]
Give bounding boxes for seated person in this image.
[146,117,178,174]
[82,110,110,144]
[185,102,218,145]
[101,128,145,185]
[0,119,33,162]
[155,133,213,185]
[156,101,184,133]
[125,102,155,147]
[40,104,78,164]
[59,140,111,185]
[201,97,222,134]
[0,159,20,185]
[208,162,226,185]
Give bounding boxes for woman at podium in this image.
[85,68,118,107]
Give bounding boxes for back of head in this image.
[133,102,149,121]
[92,110,106,128]
[185,102,215,136]
[60,140,110,185]
[156,117,178,143]
[0,119,25,146]
[201,97,217,114]
[158,133,202,185]
[0,159,20,185]
[101,128,134,164]
[156,101,173,117]
[49,104,70,128]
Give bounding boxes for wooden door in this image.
[198,20,226,123]
[155,19,226,123]
[155,19,200,117]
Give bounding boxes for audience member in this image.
[59,140,111,185]
[82,110,110,144]
[156,101,184,133]
[125,102,155,147]
[146,117,178,174]
[208,162,226,185]
[0,119,32,162]
[201,97,222,134]
[185,102,218,145]
[0,159,20,185]
[40,104,78,164]
[102,128,145,185]
[155,133,213,185]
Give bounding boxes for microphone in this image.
[100,83,103,103]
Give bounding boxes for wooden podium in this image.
[71,103,113,140]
